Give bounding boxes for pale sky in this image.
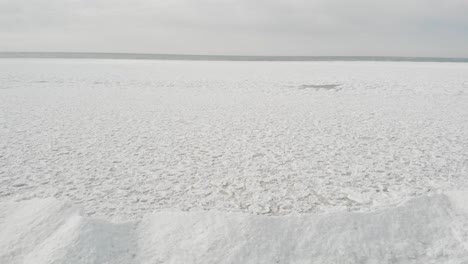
[1,0,467,57]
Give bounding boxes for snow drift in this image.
[1,192,468,264]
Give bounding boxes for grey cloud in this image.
[0,0,467,57]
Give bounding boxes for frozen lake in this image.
[1,59,468,221]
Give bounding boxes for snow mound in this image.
[1,192,468,264]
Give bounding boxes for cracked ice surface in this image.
[1,59,468,221]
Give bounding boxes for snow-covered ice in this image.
[1,59,468,221]
[1,58,468,262]
[1,192,468,263]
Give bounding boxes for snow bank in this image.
[1,192,468,264]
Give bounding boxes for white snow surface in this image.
[2,59,468,263]
[1,192,468,263]
[1,59,468,222]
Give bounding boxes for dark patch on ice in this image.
[299,84,342,91]
[12,183,27,188]
[32,80,48,83]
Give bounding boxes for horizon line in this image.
[1,51,467,62]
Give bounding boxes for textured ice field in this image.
[1,59,468,221]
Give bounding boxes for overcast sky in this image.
[1,0,467,57]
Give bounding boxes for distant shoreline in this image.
[1,52,467,63]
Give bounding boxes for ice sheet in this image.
[1,59,468,221]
